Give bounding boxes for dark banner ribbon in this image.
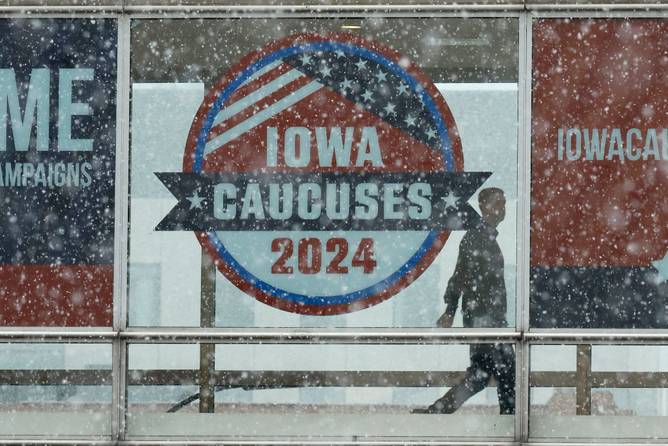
[155,171,491,232]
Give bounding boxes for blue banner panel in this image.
[531,267,668,328]
[0,19,117,326]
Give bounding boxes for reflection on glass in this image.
[0,343,112,437]
[414,343,515,415]
[412,189,515,413]
[127,343,515,439]
[438,188,509,329]
[530,344,668,440]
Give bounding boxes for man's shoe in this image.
[410,405,440,414]
[411,400,449,414]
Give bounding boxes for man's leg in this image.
[425,345,493,413]
[491,343,516,415]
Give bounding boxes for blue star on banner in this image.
[187,190,205,210]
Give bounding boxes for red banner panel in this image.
[531,19,668,328]
[0,265,113,327]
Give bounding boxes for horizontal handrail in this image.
[0,328,520,343]
[2,368,668,389]
[5,328,668,343]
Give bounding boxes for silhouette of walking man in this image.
[414,187,515,414]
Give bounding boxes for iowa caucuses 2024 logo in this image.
[156,33,489,315]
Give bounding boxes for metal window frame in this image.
[523,9,668,445]
[114,14,132,442]
[0,5,666,445]
[522,6,668,344]
[0,1,667,13]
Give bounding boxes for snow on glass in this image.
[1,14,667,440]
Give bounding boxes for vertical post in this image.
[115,339,128,440]
[112,14,131,441]
[200,248,216,328]
[199,343,215,413]
[199,249,216,413]
[576,344,592,415]
[517,10,532,444]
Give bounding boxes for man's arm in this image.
[437,235,470,328]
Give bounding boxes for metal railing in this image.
[1,343,665,414]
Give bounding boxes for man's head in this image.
[478,187,506,227]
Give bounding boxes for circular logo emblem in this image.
[157,34,489,315]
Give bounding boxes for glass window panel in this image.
[0,18,117,327]
[530,18,668,329]
[530,344,668,440]
[127,342,516,440]
[128,17,519,328]
[0,343,112,437]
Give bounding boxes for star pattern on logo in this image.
[283,50,442,150]
[187,190,205,210]
[374,70,387,82]
[340,77,353,92]
[361,89,374,103]
[441,193,460,210]
[354,59,368,70]
[319,65,333,78]
[299,54,312,66]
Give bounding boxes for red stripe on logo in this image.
[206,74,315,143]
[203,84,445,173]
[0,265,113,327]
[224,62,295,106]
